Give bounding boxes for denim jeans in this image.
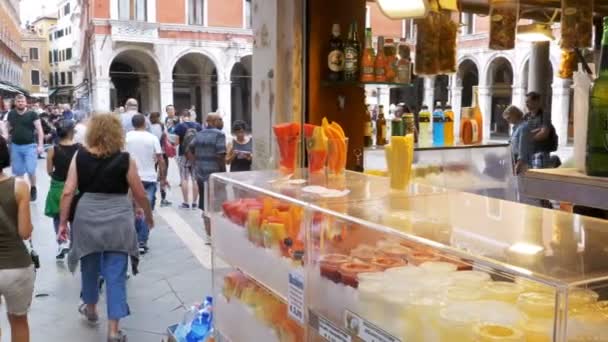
[10,143,37,176]
[142,181,157,211]
[80,252,130,320]
[135,216,149,245]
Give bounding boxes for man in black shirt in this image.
[6,94,44,201]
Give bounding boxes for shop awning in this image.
[0,82,23,95]
[30,92,49,98]
[49,87,72,97]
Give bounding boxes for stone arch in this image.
[483,53,515,87]
[108,48,161,112]
[169,48,223,81]
[172,52,219,122]
[230,55,252,129]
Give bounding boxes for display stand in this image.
[210,170,608,342]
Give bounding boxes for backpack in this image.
[536,115,559,153]
[182,127,198,160]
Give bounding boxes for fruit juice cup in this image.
[482,281,524,303]
[339,261,379,288]
[384,266,423,283]
[567,305,608,342]
[319,253,350,283]
[448,270,491,288]
[569,288,599,308]
[370,256,407,270]
[350,244,377,263]
[306,137,328,174]
[472,323,525,342]
[444,286,483,302]
[380,289,416,338]
[419,261,458,274]
[514,277,553,293]
[275,136,299,175]
[438,305,481,342]
[405,296,445,342]
[327,137,349,176]
[517,292,556,319]
[240,282,260,306]
[406,249,442,265]
[358,279,385,325]
[520,317,553,342]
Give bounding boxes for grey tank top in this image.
[0,178,32,269]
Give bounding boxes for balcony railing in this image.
[110,20,159,44]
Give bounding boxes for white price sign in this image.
[319,315,351,342]
[344,311,401,342]
[287,271,305,324]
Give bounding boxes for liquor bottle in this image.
[328,24,344,82]
[472,86,483,143]
[384,38,397,82]
[396,39,412,84]
[418,105,432,147]
[432,102,445,146]
[344,22,360,81]
[374,36,387,82]
[586,17,608,177]
[360,28,375,83]
[363,105,373,147]
[443,105,455,146]
[376,105,387,146]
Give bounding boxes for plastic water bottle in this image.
[175,306,198,342]
[202,296,213,323]
[432,103,445,146]
[186,311,211,342]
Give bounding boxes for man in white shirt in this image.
[126,113,166,253]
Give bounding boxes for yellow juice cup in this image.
[438,304,480,342]
[445,286,483,302]
[449,270,491,288]
[482,281,524,303]
[405,296,445,342]
[420,261,458,274]
[473,323,525,342]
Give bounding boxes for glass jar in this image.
[489,0,519,50]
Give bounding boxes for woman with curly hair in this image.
[58,114,153,342]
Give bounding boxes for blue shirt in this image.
[510,121,533,164]
[174,121,202,156]
[191,128,226,182]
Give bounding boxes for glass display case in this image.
[210,169,608,342]
[364,143,518,201]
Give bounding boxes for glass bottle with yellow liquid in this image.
[586,17,608,176]
[418,105,432,147]
[443,105,455,145]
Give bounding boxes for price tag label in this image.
[319,315,352,342]
[287,270,305,324]
[344,311,401,342]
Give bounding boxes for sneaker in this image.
[179,203,190,209]
[30,187,37,202]
[56,243,70,260]
[138,242,149,254]
[191,203,198,210]
[160,199,172,207]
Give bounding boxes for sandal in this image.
[78,303,99,323]
[108,330,127,342]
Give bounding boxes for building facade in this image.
[21,25,52,100]
[79,0,253,131]
[48,0,80,103]
[0,0,22,93]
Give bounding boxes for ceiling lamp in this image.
[517,23,555,42]
[376,0,429,19]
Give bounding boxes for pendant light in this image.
[517,23,555,42]
[376,0,430,19]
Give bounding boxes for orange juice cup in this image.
[275,136,299,175]
[327,137,349,176]
[306,137,328,174]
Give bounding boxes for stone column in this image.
[450,85,463,141]
[147,77,161,112]
[217,79,232,135]
[551,77,572,147]
[528,41,551,107]
[512,85,526,111]
[93,77,111,112]
[477,85,493,141]
[160,80,173,121]
[423,76,436,111]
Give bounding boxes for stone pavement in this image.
[0,160,216,342]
